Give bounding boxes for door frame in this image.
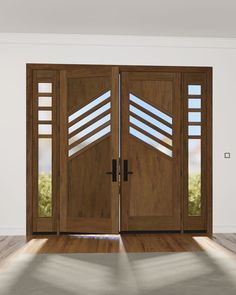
[27,64,212,236]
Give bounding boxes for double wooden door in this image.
[59,67,181,233]
[27,64,212,235]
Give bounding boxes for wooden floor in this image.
[0,234,236,270]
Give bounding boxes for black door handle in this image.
[106,159,117,182]
[124,160,133,181]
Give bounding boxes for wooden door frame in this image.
[26,64,212,236]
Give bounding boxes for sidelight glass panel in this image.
[38,83,52,93]
[188,125,201,136]
[38,138,52,217]
[38,96,52,107]
[188,139,201,216]
[188,85,201,95]
[38,110,52,121]
[38,124,52,135]
[188,98,201,109]
[188,112,201,123]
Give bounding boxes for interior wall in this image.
[0,33,235,234]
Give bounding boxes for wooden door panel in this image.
[60,66,119,233]
[128,136,173,217]
[130,80,173,113]
[121,72,182,231]
[68,137,111,219]
[68,76,110,115]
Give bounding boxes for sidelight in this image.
[187,85,202,216]
[37,81,54,219]
[188,139,201,216]
[38,138,52,217]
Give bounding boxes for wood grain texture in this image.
[121,71,182,231]
[60,66,119,233]
[1,233,236,271]
[68,138,111,219]
[27,64,212,235]
[68,76,110,115]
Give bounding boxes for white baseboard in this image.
[213,226,236,233]
[0,227,26,236]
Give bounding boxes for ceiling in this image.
[1,0,236,38]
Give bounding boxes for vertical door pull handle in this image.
[106,159,117,182]
[124,160,133,181]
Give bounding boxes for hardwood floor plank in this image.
[1,234,236,271]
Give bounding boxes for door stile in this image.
[59,70,68,232]
[111,67,120,233]
[120,72,129,231]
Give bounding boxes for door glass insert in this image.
[129,116,172,146]
[129,93,172,124]
[69,102,111,134]
[129,126,172,157]
[69,114,111,145]
[129,105,172,135]
[68,125,111,157]
[68,90,111,123]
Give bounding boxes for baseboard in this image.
[213,226,236,233]
[0,227,26,236]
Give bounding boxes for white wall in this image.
[0,33,236,235]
